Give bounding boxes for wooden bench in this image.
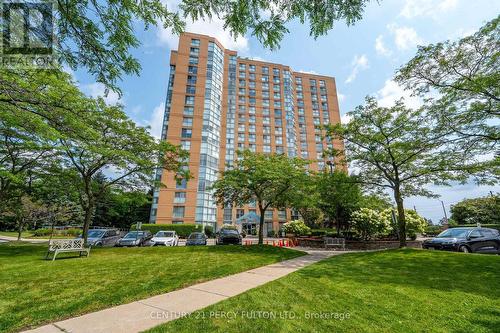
[46,239,91,261]
[324,237,346,251]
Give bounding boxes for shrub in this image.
[424,225,442,236]
[33,228,52,236]
[65,228,82,236]
[350,208,389,240]
[204,225,214,238]
[282,220,311,236]
[381,208,428,238]
[130,223,203,238]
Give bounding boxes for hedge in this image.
[130,223,203,238]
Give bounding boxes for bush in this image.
[424,225,442,236]
[65,228,82,236]
[351,208,389,240]
[33,228,52,236]
[130,223,203,238]
[282,220,311,236]
[204,225,214,238]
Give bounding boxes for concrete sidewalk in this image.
[23,250,349,333]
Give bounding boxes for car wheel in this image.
[459,245,471,253]
[95,242,103,247]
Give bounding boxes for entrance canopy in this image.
[235,211,260,224]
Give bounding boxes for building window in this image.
[181,128,192,138]
[172,221,184,225]
[182,117,193,127]
[173,206,185,218]
[249,64,256,72]
[181,140,191,151]
[236,209,245,219]
[174,192,186,203]
[186,86,196,94]
[183,106,194,116]
[185,96,195,105]
[191,39,200,46]
[188,66,197,74]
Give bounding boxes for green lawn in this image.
[0,242,304,333]
[148,249,500,333]
[0,231,68,239]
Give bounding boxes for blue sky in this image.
[73,0,500,223]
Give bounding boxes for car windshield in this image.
[156,231,174,237]
[222,229,239,235]
[88,230,104,238]
[437,228,469,238]
[124,232,144,239]
[189,233,204,239]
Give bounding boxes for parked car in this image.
[422,227,500,254]
[150,231,179,246]
[216,228,242,245]
[115,231,152,247]
[186,232,207,246]
[80,228,121,247]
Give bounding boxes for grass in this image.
[0,231,69,239]
[0,242,304,333]
[148,249,500,333]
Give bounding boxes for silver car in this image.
[83,229,121,247]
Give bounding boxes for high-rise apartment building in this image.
[150,32,344,235]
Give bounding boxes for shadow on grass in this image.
[294,248,500,299]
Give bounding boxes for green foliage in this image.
[282,220,311,236]
[326,97,472,246]
[350,208,389,240]
[424,225,442,237]
[450,195,500,225]
[204,225,214,238]
[211,150,309,244]
[131,223,202,238]
[313,170,362,232]
[381,208,428,240]
[32,228,81,237]
[396,16,499,176]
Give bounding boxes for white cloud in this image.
[387,24,424,50]
[345,54,369,84]
[400,0,458,19]
[84,83,121,105]
[374,35,392,56]
[337,93,346,102]
[148,102,165,139]
[156,3,249,53]
[376,79,422,109]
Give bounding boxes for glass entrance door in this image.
[243,223,257,235]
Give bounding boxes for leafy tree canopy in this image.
[450,194,500,225]
[326,97,477,246]
[51,0,374,90]
[395,16,499,170]
[211,150,309,244]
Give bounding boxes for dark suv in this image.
[422,227,500,254]
[216,228,242,245]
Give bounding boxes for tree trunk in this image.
[394,186,406,248]
[82,203,93,246]
[17,219,23,241]
[258,204,265,245]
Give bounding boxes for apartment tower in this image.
[150,33,344,235]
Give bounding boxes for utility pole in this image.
[440,200,448,224]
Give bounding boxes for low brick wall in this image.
[296,237,422,250]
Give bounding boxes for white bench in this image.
[324,237,346,251]
[46,239,91,261]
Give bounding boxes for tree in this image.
[50,0,375,90]
[395,16,499,177]
[350,208,389,240]
[315,170,362,234]
[450,194,500,225]
[381,208,427,240]
[326,97,475,247]
[211,150,309,244]
[58,100,189,245]
[1,196,48,240]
